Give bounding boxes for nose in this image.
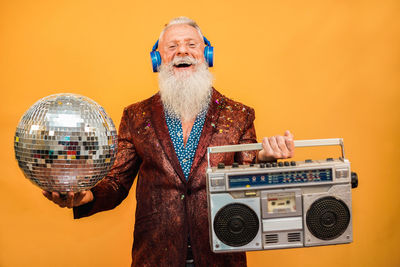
[176,43,189,56]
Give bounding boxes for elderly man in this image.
[44,17,294,267]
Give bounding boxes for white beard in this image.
[158,57,213,122]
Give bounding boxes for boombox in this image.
[206,139,358,252]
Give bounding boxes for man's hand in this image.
[258,130,295,162]
[42,190,94,208]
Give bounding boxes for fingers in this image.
[277,135,291,158]
[284,130,294,139]
[268,136,290,158]
[260,131,295,161]
[268,136,283,158]
[42,190,93,208]
[261,137,274,158]
[50,192,64,208]
[74,191,88,204]
[42,190,52,200]
[43,191,75,208]
[66,192,75,208]
[284,130,295,157]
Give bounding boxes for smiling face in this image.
[158,24,205,74]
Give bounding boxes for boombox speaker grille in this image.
[213,203,259,247]
[306,196,350,240]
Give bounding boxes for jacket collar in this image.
[188,88,224,181]
[150,93,186,183]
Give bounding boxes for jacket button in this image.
[187,189,192,196]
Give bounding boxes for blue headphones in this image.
[150,36,214,72]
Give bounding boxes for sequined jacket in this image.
[74,88,258,267]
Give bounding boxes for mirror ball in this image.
[14,93,118,193]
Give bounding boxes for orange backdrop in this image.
[1,1,399,266]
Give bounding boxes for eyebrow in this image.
[166,38,200,44]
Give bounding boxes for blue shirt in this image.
[165,108,208,180]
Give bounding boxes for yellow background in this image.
[1,1,399,266]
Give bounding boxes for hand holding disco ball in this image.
[14,93,118,207]
[42,190,94,208]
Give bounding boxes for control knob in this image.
[351,172,358,188]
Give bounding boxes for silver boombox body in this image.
[206,139,357,253]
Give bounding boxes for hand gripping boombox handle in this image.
[206,138,345,168]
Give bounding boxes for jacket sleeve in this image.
[234,107,258,165]
[73,107,142,219]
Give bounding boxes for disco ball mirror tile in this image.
[14,93,118,193]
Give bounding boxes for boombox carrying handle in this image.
[206,138,345,168]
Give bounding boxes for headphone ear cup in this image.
[150,51,162,72]
[204,46,214,67]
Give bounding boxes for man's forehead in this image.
[161,24,202,43]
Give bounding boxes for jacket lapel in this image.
[150,93,186,183]
[188,88,224,180]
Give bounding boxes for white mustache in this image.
[172,56,197,66]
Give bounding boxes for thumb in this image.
[284,130,294,140]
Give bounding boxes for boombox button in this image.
[217,163,225,169]
[211,178,225,187]
[326,158,334,161]
[232,162,239,168]
[245,191,257,197]
[305,159,313,163]
[335,168,349,178]
[284,161,290,166]
[260,163,266,168]
[272,162,277,167]
[278,162,284,167]
[266,163,272,168]
[290,161,296,166]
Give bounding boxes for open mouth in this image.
[174,63,192,68]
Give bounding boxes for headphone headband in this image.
[151,40,159,52]
[203,36,211,47]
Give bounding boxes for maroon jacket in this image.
[74,88,258,267]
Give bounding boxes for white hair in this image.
[159,16,203,41]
